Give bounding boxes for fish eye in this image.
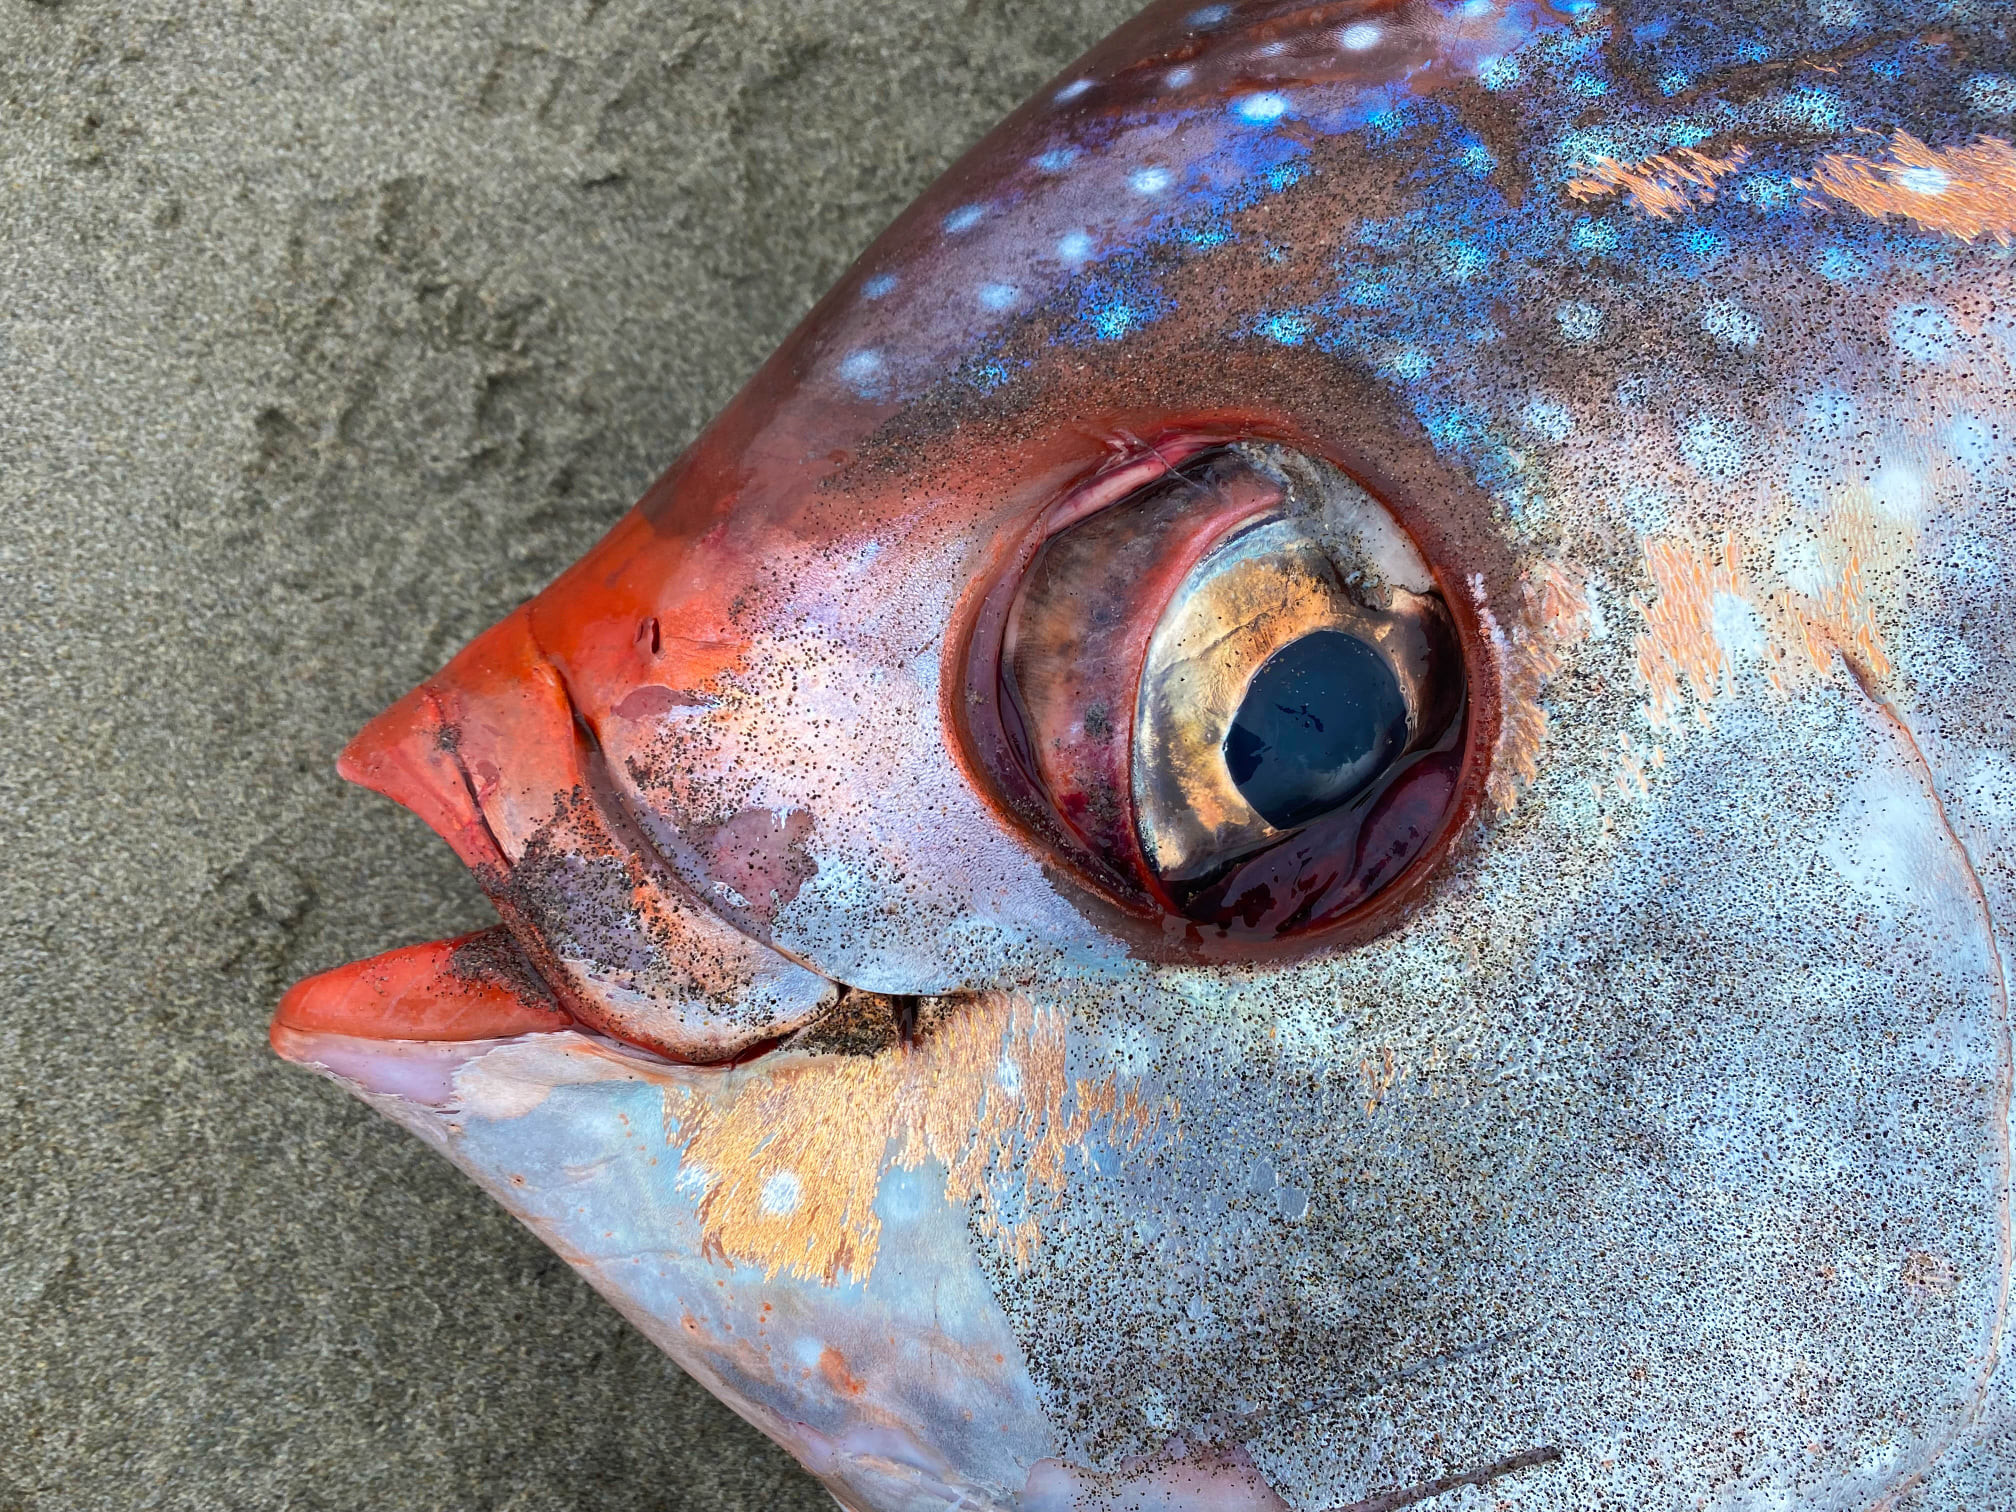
[962,441,1474,947]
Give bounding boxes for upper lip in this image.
[276,601,842,1066]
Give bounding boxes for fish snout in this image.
[310,603,836,1064]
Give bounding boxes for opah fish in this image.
[274,1,2016,1506]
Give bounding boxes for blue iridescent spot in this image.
[1555,302,1603,343]
[1458,141,1496,175]
[1967,74,2016,116]
[1058,230,1094,262]
[1035,148,1078,173]
[1439,242,1488,282]
[1815,245,1868,281]
[1257,312,1312,345]
[1131,166,1173,195]
[1569,72,1609,98]
[978,283,1019,311]
[1090,301,1140,340]
[1425,407,1475,446]
[1570,218,1620,252]
[1659,71,1690,95]
[1188,4,1230,26]
[1054,79,1094,103]
[1478,56,1522,91]
[943,204,985,234]
[862,273,898,299]
[1735,39,1769,62]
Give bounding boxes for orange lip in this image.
[270,928,575,1048]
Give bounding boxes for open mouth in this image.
[268,918,936,1096]
[270,586,867,1081]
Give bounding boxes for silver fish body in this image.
[275,1,2016,1507]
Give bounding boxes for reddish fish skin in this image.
[277,0,2016,1508]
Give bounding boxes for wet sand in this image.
[0,2,1128,1505]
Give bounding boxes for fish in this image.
[270,1,2016,1507]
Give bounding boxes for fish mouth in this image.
[272,601,846,1076]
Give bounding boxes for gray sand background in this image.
[0,2,1132,1505]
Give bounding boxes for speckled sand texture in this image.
[0,2,1132,1505]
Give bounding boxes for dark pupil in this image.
[1223,630,1408,829]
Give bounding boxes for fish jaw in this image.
[270,990,1299,1512]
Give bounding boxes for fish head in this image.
[275,1,2016,1507]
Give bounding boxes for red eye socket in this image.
[957,440,1477,953]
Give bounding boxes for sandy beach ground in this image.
[0,2,1129,1505]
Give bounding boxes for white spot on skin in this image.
[1054,79,1094,102]
[837,349,884,391]
[1870,460,1929,525]
[1234,92,1289,123]
[1166,66,1196,87]
[1775,530,1832,597]
[978,283,1019,311]
[761,1170,803,1217]
[1131,166,1173,195]
[942,204,985,234]
[1897,164,1951,196]
[1822,770,1949,911]
[996,1056,1023,1096]
[1339,22,1381,50]
[1701,298,1763,350]
[1680,413,1749,479]
[1584,574,1611,640]
[1711,590,1767,663]
[1556,301,1604,342]
[675,1162,714,1199]
[1521,398,1574,441]
[1057,230,1094,263]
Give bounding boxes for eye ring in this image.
[947,428,1496,963]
